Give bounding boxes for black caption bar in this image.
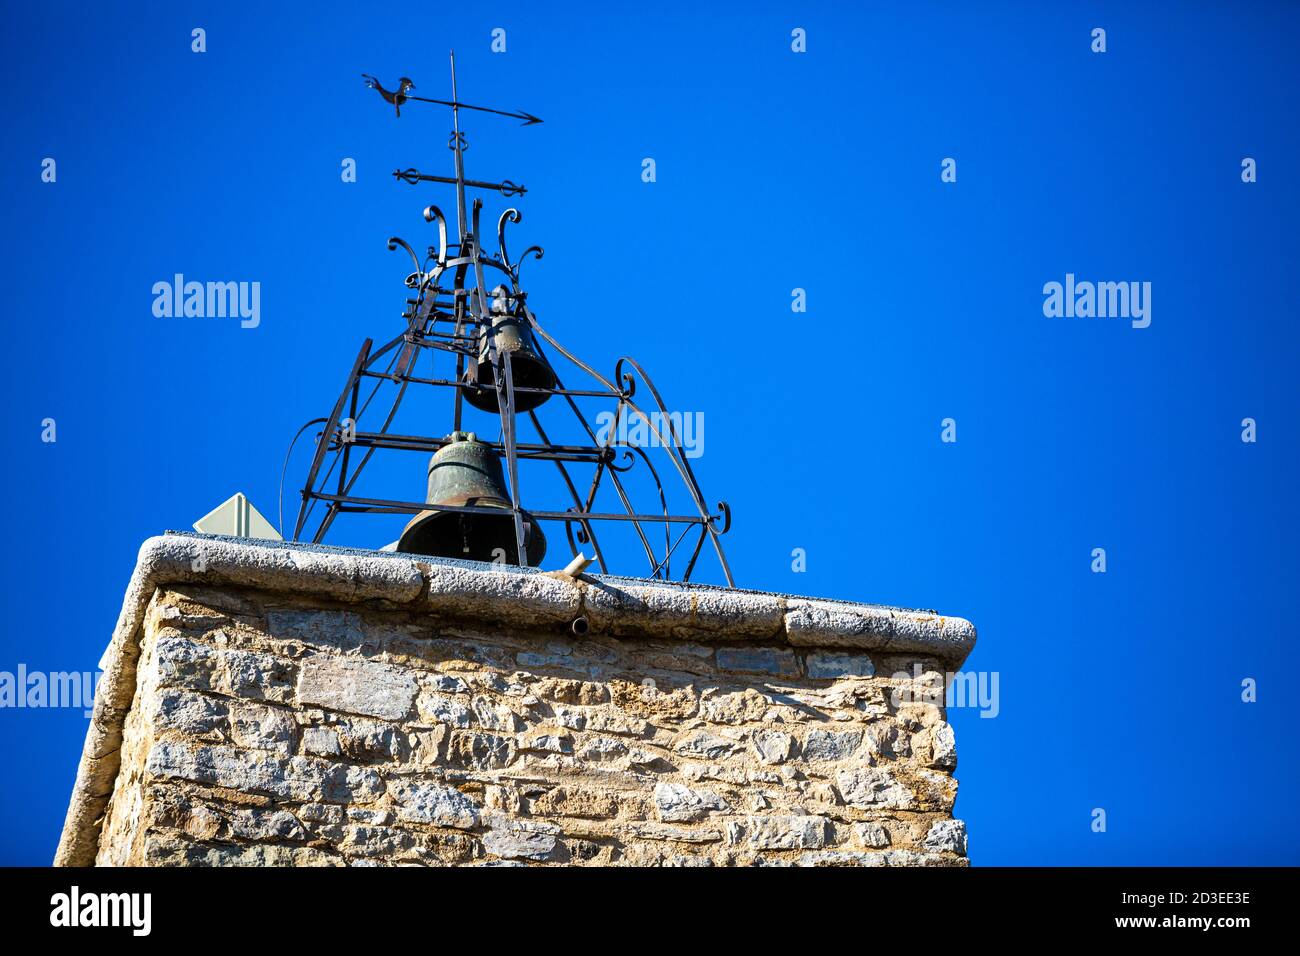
[0,866,1288,941]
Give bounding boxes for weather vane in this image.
[287,51,734,586]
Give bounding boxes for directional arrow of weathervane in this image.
[405,94,542,125]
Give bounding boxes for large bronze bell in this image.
[463,286,556,413]
[396,431,547,566]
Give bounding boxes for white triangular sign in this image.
[193,492,282,541]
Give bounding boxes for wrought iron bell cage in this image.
[288,52,734,587]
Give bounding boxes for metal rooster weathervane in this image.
[289,51,734,587]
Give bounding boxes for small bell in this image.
[396,431,547,566]
[463,285,556,413]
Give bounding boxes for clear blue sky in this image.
[2,1,1297,865]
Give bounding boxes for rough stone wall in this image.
[96,582,968,866]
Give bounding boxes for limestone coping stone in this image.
[54,532,975,866]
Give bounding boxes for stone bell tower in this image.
[55,58,976,866]
[55,533,975,866]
